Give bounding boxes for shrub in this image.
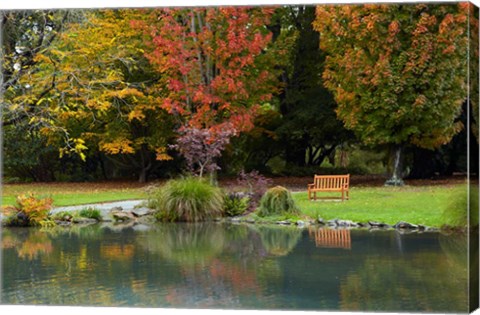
[238,169,271,195]
[257,186,299,217]
[79,207,102,221]
[237,169,272,210]
[5,194,54,226]
[224,192,250,217]
[152,177,224,222]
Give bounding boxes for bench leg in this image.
[314,192,317,201]
[341,190,344,201]
[308,189,311,201]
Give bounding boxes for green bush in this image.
[79,207,102,221]
[224,192,250,217]
[152,177,224,222]
[257,186,299,217]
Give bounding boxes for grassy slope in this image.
[293,184,467,227]
[1,182,147,207]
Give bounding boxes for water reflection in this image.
[139,223,226,266]
[1,223,470,312]
[308,227,352,249]
[255,225,302,256]
[339,252,468,312]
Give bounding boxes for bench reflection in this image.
[308,227,351,249]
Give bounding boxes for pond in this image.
[0,223,469,313]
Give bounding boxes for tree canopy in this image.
[313,3,469,150]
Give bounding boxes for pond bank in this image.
[1,197,470,233]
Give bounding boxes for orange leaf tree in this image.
[313,3,469,184]
[135,7,282,175]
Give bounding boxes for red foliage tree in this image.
[135,7,279,134]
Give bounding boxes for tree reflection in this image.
[339,242,468,312]
[253,225,302,257]
[2,228,53,260]
[139,223,226,266]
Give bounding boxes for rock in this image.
[246,218,256,224]
[229,217,241,223]
[296,220,305,226]
[131,207,152,217]
[336,219,357,227]
[417,224,426,231]
[394,221,418,229]
[368,221,391,229]
[357,222,369,228]
[317,217,325,225]
[110,206,124,212]
[276,220,291,225]
[72,217,98,224]
[327,219,338,227]
[112,211,135,222]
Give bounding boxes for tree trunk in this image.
[385,144,405,186]
[138,145,152,183]
[138,167,148,183]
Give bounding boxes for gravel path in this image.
[50,199,147,216]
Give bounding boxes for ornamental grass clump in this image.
[153,177,224,222]
[257,186,299,217]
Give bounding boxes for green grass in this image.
[293,184,468,228]
[2,182,147,207]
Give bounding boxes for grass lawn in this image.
[1,182,148,207]
[293,183,468,228]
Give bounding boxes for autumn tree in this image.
[470,4,479,143]
[137,7,280,143]
[314,3,469,184]
[9,9,176,182]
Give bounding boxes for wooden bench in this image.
[307,174,350,201]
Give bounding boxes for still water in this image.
[1,223,469,312]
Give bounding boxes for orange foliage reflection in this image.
[100,244,135,260]
[17,237,53,260]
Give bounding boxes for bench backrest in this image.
[313,174,350,189]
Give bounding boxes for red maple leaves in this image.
[136,7,277,134]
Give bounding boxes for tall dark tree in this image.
[276,6,351,168]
